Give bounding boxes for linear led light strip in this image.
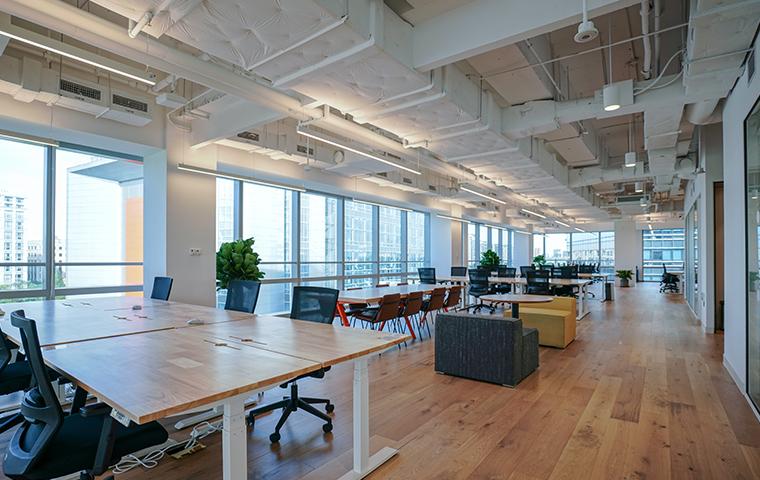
[436,214,471,224]
[555,220,570,228]
[177,164,306,192]
[575,227,587,233]
[520,208,546,219]
[0,28,156,86]
[296,126,422,176]
[460,186,507,205]
[353,198,412,212]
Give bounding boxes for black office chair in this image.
[248,287,339,443]
[660,264,679,293]
[494,266,516,294]
[520,266,535,277]
[418,267,437,285]
[4,310,168,480]
[450,266,468,277]
[224,279,261,313]
[554,266,579,297]
[466,269,495,313]
[0,327,31,435]
[149,276,173,301]
[526,270,553,295]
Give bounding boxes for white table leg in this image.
[222,394,247,480]
[339,356,397,480]
[577,284,590,319]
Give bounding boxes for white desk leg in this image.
[339,356,397,480]
[222,394,247,480]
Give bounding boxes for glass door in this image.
[745,98,760,413]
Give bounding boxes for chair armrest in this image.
[79,402,112,418]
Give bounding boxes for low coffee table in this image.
[480,294,553,319]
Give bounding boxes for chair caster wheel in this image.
[269,432,281,443]
[325,403,334,413]
[322,423,333,433]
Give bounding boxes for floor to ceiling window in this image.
[462,222,513,267]
[570,232,600,265]
[300,192,339,289]
[532,234,545,260]
[744,98,760,413]
[0,137,143,302]
[344,200,375,289]
[642,228,685,281]
[600,232,615,274]
[466,223,477,268]
[379,206,403,283]
[407,211,427,274]
[545,233,571,265]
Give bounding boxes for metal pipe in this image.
[640,0,652,79]
[653,0,662,76]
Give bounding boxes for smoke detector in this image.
[574,0,599,43]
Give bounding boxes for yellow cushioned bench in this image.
[515,297,576,348]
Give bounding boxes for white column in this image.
[352,356,370,473]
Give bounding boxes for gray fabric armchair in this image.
[434,312,539,387]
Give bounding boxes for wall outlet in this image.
[189,248,202,256]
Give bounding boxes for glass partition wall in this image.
[744,98,760,413]
[529,232,614,271]
[0,138,143,302]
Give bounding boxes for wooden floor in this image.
[3,283,760,479]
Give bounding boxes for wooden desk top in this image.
[0,300,252,347]
[193,315,410,367]
[41,328,323,424]
[578,273,609,279]
[338,283,447,303]
[480,294,554,304]
[436,276,592,286]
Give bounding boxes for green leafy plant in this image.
[216,238,265,290]
[480,249,501,267]
[532,254,546,267]
[615,270,633,280]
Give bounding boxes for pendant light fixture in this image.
[624,116,637,167]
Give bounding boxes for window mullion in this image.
[44,146,55,299]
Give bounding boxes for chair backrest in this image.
[527,269,551,287]
[290,286,339,324]
[150,276,173,301]
[0,325,14,375]
[496,265,509,277]
[224,280,261,313]
[578,264,594,274]
[469,269,489,288]
[520,266,534,277]
[444,285,463,308]
[5,311,64,477]
[375,293,403,322]
[556,266,578,279]
[424,287,447,312]
[504,267,517,278]
[401,291,424,317]
[451,266,467,277]
[418,267,437,285]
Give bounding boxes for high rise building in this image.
[0,191,25,287]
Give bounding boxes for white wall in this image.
[513,232,531,266]
[683,123,724,331]
[430,215,453,274]
[614,220,642,284]
[721,43,760,399]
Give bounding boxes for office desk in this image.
[0,299,252,347]
[336,283,449,327]
[11,300,408,480]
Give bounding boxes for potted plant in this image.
[216,237,265,290]
[532,254,546,268]
[616,269,633,287]
[480,249,501,268]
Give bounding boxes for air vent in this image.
[296,144,314,155]
[377,172,389,178]
[60,78,101,100]
[237,131,260,142]
[402,177,413,185]
[386,152,402,160]
[112,94,148,112]
[428,185,438,192]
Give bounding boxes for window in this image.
[379,206,403,280]
[600,232,615,274]
[407,211,426,274]
[642,229,685,281]
[467,223,477,268]
[0,139,45,293]
[55,149,143,290]
[479,225,489,258]
[242,183,294,313]
[745,98,760,413]
[532,234,545,259]
[300,193,339,283]
[344,200,375,288]
[545,233,570,265]
[216,178,235,250]
[571,232,600,265]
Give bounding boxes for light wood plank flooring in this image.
[2,283,759,479]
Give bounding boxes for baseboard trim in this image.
[723,355,760,422]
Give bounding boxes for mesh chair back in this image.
[443,286,463,308]
[469,269,490,296]
[424,288,447,312]
[503,267,517,278]
[450,266,467,277]
[224,280,261,313]
[527,270,552,294]
[496,265,510,277]
[6,311,64,477]
[418,268,437,285]
[375,294,403,322]
[401,291,424,317]
[290,286,339,324]
[579,265,594,274]
[0,325,13,375]
[150,276,173,301]
[555,266,578,279]
[520,266,534,277]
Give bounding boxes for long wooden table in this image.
[0,298,409,480]
[335,283,450,327]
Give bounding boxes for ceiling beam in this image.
[412,0,639,71]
